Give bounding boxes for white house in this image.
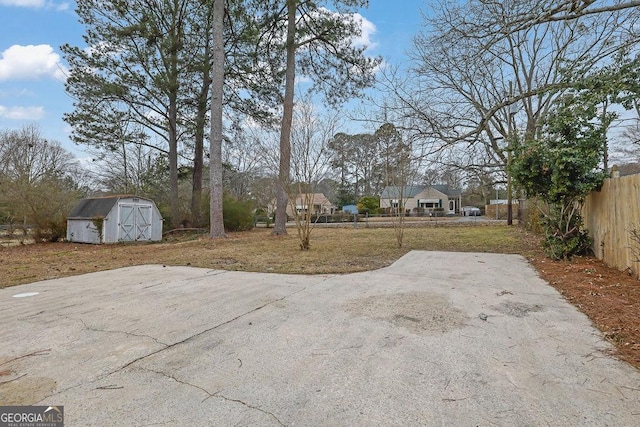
[67,196,163,244]
[380,185,462,215]
[269,193,336,219]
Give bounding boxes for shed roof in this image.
[68,196,152,219]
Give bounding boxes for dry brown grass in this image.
[0,224,527,288]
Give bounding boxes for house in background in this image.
[380,185,462,215]
[269,193,335,219]
[67,196,163,244]
[287,193,335,218]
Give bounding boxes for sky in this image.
[0,0,428,160]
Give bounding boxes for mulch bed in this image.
[529,254,640,369]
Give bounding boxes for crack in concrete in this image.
[36,282,320,412]
[141,367,285,426]
[59,315,170,347]
[105,286,311,377]
[17,310,46,321]
[139,422,179,427]
[213,391,285,426]
[140,367,215,399]
[206,270,228,276]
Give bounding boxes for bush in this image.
[541,212,592,260]
[357,196,380,214]
[432,207,445,217]
[312,214,333,223]
[311,214,352,223]
[223,195,254,232]
[33,215,67,242]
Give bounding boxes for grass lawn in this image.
[0,224,530,288]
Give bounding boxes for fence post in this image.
[612,164,620,179]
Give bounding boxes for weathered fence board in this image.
[583,173,640,279]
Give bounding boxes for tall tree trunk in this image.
[168,75,180,229]
[192,110,204,226]
[273,0,297,235]
[209,0,226,238]
[192,44,211,227]
[167,0,182,229]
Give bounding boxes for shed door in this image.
[119,203,153,241]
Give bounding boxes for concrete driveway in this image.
[1,251,639,426]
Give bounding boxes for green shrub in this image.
[357,196,380,214]
[223,195,254,232]
[540,211,592,260]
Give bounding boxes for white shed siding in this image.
[103,209,120,243]
[66,219,102,244]
[67,196,163,244]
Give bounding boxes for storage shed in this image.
[67,196,163,244]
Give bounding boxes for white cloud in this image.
[0,0,46,7]
[307,9,378,52]
[0,44,68,81]
[0,105,45,120]
[352,13,378,51]
[0,1,71,10]
[0,88,34,98]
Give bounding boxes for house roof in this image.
[68,195,152,219]
[380,185,462,198]
[293,193,334,206]
[380,186,424,198]
[430,184,462,197]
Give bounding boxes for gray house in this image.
[67,196,163,244]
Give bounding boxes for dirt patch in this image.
[0,349,56,405]
[343,291,468,334]
[0,375,57,405]
[490,301,544,318]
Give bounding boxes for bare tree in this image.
[464,0,640,37]
[288,100,338,250]
[375,123,419,248]
[375,0,638,188]
[0,125,82,240]
[88,140,167,195]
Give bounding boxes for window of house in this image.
[419,202,439,209]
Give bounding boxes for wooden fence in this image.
[485,204,519,220]
[582,173,640,279]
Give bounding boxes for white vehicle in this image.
[462,206,481,216]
